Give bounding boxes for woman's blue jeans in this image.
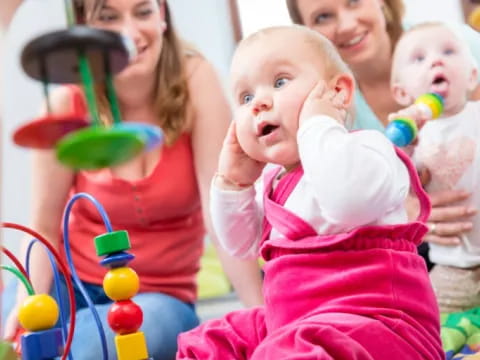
[2,278,199,359]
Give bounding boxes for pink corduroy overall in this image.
[177,148,444,360]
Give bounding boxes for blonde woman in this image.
[286,0,480,268]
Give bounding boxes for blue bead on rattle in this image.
[385,93,444,147]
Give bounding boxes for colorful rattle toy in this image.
[385,93,444,147]
[12,0,163,169]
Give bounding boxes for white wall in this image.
[237,0,465,37]
[403,0,463,24]
[2,0,66,257]
[0,0,236,262]
[169,0,236,82]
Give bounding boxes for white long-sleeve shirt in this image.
[414,101,480,268]
[211,115,410,259]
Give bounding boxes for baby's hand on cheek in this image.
[299,81,347,127]
[216,122,266,190]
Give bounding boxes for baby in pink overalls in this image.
[177,26,443,360]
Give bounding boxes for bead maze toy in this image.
[1,223,77,360]
[2,0,167,358]
[1,193,153,360]
[385,93,444,147]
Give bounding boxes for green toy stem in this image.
[79,53,101,127]
[64,0,121,127]
[0,265,35,296]
[63,0,76,27]
[105,72,122,125]
[42,81,51,114]
[63,0,101,126]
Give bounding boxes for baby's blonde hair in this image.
[237,25,356,126]
[239,25,351,79]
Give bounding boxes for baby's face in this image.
[392,26,477,115]
[230,30,326,168]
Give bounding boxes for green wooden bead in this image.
[94,230,131,256]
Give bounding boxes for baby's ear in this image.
[329,73,355,108]
[391,83,413,106]
[468,67,478,92]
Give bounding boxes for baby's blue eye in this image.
[443,48,455,55]
[242,94,253,104]
[274,78,288,88]
[413,54,425,63]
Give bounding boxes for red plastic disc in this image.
[13,114,89,149]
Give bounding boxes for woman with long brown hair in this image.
[2,0,263,358]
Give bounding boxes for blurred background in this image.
[0,0,471,272]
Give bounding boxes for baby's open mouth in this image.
[430,74,449,97]
[260,124,278,137]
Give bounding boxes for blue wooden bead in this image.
[100,251,135,268]
[21,328,64,360]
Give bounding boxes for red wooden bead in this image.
[107,300,143,335]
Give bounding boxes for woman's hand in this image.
[216,122,266,190]
[408,189,476,246]
[3,303,21,340]
[426,189,476,245]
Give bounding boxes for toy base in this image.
[13,114,89,149]
[21,328,63,360]
[56,127,144,169]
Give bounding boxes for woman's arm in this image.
[4,87,75,338]
[187,57,264,307]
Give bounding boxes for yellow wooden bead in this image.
[18,294,59,332]
[103,267,140,301]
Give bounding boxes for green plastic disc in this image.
[94,230,131,256]
[56,127,145,169]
